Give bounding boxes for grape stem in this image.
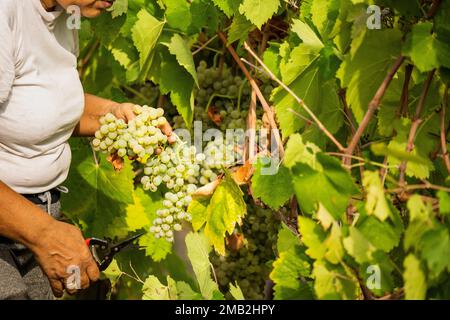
[344,56,405,168]
[90,143,99,167]
[193,36,218,56]
[218,32,285,158]
[242,40,346,154]
[78,39,100,78]
[244,89,257,162]
[440,84,450,175]
[205,93,236,113]
[398,70,435,187]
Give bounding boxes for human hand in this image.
[29,220,100,297]
[108,103,176,144]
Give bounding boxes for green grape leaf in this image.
[185,232,219,299]
[418,225,450,277]
[362,171,391,221]
[291,153,359,219]
[77,156,134,204]
[403,22,450,73]
[227,14,254,44]
[239,0,280,29]
[263,43,282,79]
[149,47,195,126]
[103,259,122,288]
[343,227,376,264]
[324,223,344,264]
[313,260,358,300]
[160,0,192,32]
[437,191,450,216]
[108,0,128,18]
[62,142,135,238]
[403,254,427,300]
[371,143,432,166]
[252,157,294,210]
[384,119,434,179]
[164,34,198,87]
[126,187,164,232]
[211,0,242,17]
[337,29,402,122]
[272,59,343,137]
[408,195,433,222]
[132,9,165,79]
[358,216,401,252]
[270,245,314,300]
[109,36,138,69]
[291,19,324,50]
[284,134,321,169]
[298,216,327,260]
[188,197,210,231]
[316,203,335,231]
[277,224,300,254]
[91,12,126,45]
[310,0,340,40]
[201,174,247,255]
[359,251,396,295]
[279,43,319,85]
[176,282,204,300]
[142,276,171,300]
[229,283,245,300]
[139,232,172,262]
[142,275,198,300]
[189,0,219,35]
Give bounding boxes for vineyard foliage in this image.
[63,0,450,300]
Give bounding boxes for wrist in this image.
[22,212,56,252]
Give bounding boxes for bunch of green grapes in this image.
[202,137,244,172]
[142,144,213,242]
[196,60,248,105]
[210,206,280,300]
[92,105,168,163]
[93,106,220,243]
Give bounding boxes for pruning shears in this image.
[85,233,144,271]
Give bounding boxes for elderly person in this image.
[0,0,168,299]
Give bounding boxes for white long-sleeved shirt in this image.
[0,0,84,194]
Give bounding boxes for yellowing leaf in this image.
[343,227,376,264]
[362,171,391,221]
[203,174,247,255]
[403,254,427,300]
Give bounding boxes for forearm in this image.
[73,94,119,137]
[0,181,54,250]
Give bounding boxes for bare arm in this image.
[0,181,53,246]
[72,94,136,137]
[0,181,99,297]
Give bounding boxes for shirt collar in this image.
[32,0,64,27]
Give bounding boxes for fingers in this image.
[86,262,100,283]
[50,279,64,298]
[122,106,136,123]
[79,273,91,290]
[92,1,113,9]
[159,122,177,144]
